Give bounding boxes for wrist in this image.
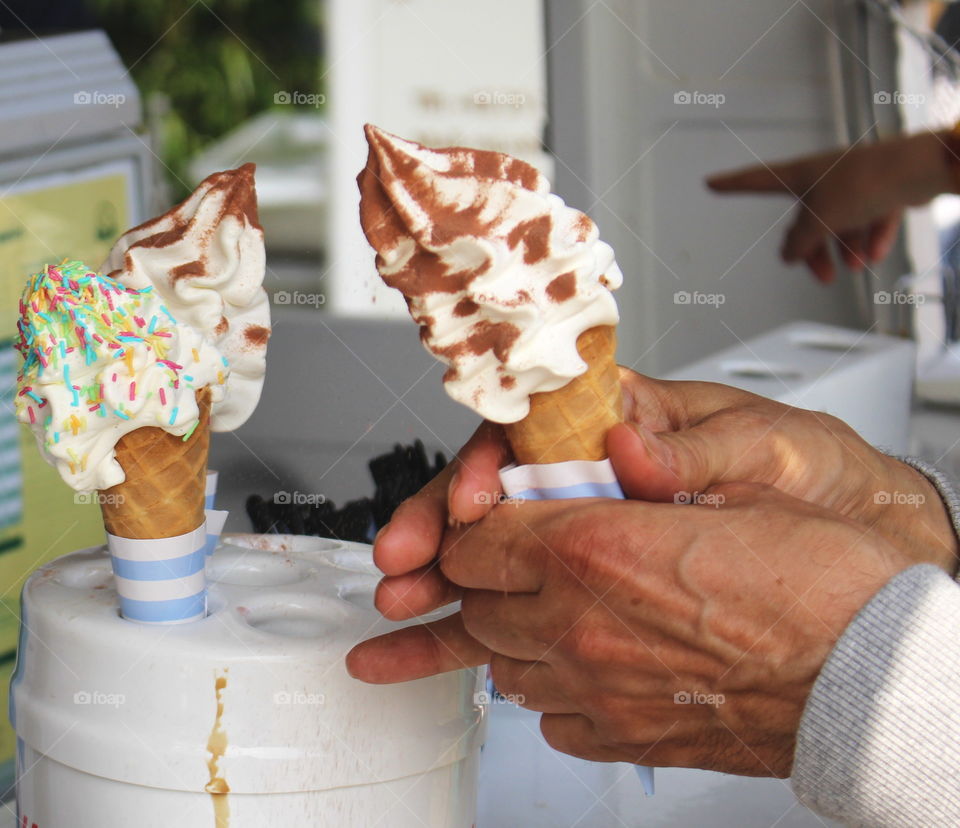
[931,128,960,197]
[897,131,958,204]
[876,461,959,574]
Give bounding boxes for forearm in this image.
[890,130,959,206]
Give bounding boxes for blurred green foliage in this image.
[86,0,323,198]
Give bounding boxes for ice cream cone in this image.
[504,326,622,465]
[99,390,211,539]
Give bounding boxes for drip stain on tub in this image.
[206,669,230,827]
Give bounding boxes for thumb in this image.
[447,421,511,524]
[782,206,828,264]
[607,415,778,502]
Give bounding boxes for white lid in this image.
[11,534,485,794]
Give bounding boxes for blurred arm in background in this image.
[707,129,960,283]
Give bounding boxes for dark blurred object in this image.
[0,0,96,30]
[246,440,448,543]
[936,3,960,56]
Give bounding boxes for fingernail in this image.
[635,425,673,468]
[448,468,461,501]
[373,524,389,547]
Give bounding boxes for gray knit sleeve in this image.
[791,564,960,826]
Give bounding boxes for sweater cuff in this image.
[792,564,960,826]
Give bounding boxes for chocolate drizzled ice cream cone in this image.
[358,125,625,464]
[504,326,622,464]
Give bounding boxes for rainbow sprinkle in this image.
[13,260,210,448]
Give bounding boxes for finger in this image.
[489,653,574,714]
[836,231,867,272]
[374,466,452,577]
[448,421,512,524]
[439,503,555,592]
[461,589,550,660]
[540,713,630,763]
[374,564,462,620]
[346,611,490,684]
[782,202,830,262]
[706,161,802,194]
[618,371,759,434]
[866,211,901,263]
[608,408,784,503]
[803,242,835,284]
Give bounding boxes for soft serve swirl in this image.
[358,125,621,423]
[16,261,227,492]
[103,164,269,433]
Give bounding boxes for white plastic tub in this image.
[11,534,485,827]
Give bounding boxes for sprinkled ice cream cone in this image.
[15,167,271,624]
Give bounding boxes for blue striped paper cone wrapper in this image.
[499,457,656,797]
[203,509,228,556]
[205,470,219,509]
[107,523,208,624]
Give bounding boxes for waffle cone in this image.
[99,390,211,539]
[505,326,622,465]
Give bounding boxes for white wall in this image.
[546,0,869,375]
[328,0,550,316]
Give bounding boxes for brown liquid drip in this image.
[206,671,230,828]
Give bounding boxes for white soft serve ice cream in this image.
[102,163,270,432]
[15,261,227,492]
[357,125,621,423]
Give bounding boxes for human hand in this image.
[353,483,912,776]
[707,130,956,282]
[368,371,955,640]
